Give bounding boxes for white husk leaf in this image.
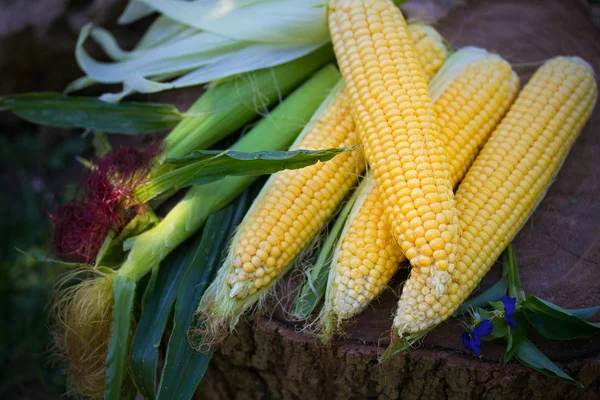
[135,16,197,51]
[71,0,330,101]
[134,0,328,45]
[118,1,156,24]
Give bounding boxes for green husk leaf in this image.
[162,44,335,158]
[105,275,136,400]
[290,181,362,320]
[0,93,183,134]
[523,296,600,340]
[118,1,155,24]
[157,188,252,400]
[514,339,583,388]
[136,147,349,202]
[74,17,329,102]
[129,229,205,399]
[95,210,160,268]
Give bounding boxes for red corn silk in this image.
[52,146,161,264]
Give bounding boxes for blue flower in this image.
[501,296,517,329]
[462,319,493,356]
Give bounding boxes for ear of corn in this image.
[226,81,362,300]
[319,48,519,331]
[196,20,449,333]
[329,0,459,296]
[407,24,449,82]
[196,79,363,337]
[392,56,597,346]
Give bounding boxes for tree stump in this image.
[198,1,600,398]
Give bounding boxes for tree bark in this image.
[200,318,599,400]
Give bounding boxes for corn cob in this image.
[322,49,520,324]
[407,24,448,82]
[392,56,597,342]
[223,22,449,300]
[329,0,459,295]
[196,80,362,336]
[197,21,448,336]
[226,81,362,300]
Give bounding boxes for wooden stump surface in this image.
[199,1,600,399]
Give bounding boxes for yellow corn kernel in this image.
[393,56,598,337]
[329,0,459,295]
[226,82,363,299]
[211,21,448,304]
[326,48,519,320]
[407,24,449,82]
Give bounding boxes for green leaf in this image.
[504,312,528,363]
[161,45,336,158]
[475,308,493,321]
[514,339,583,388]
[523,296,600,340]
[564,305,600,320]
[506,244,525,302]
[490,318,508,339]
[105,275,136,400]
[489,300,505,312]
[129,229,203,399]
[136,147,350,202]
[0,93,183,134]
[157,188,251,400]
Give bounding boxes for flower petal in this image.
[462,332,472,350]
[501,296,517,316]
[474,319,494,337]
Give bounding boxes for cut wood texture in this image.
[198,1,600,398]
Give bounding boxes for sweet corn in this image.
[407,24,448,82]
[329,0,459,295]
[393,56,597,339]
[325,48,519,321]
[225,81,363,299]
[203,21,448,318]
